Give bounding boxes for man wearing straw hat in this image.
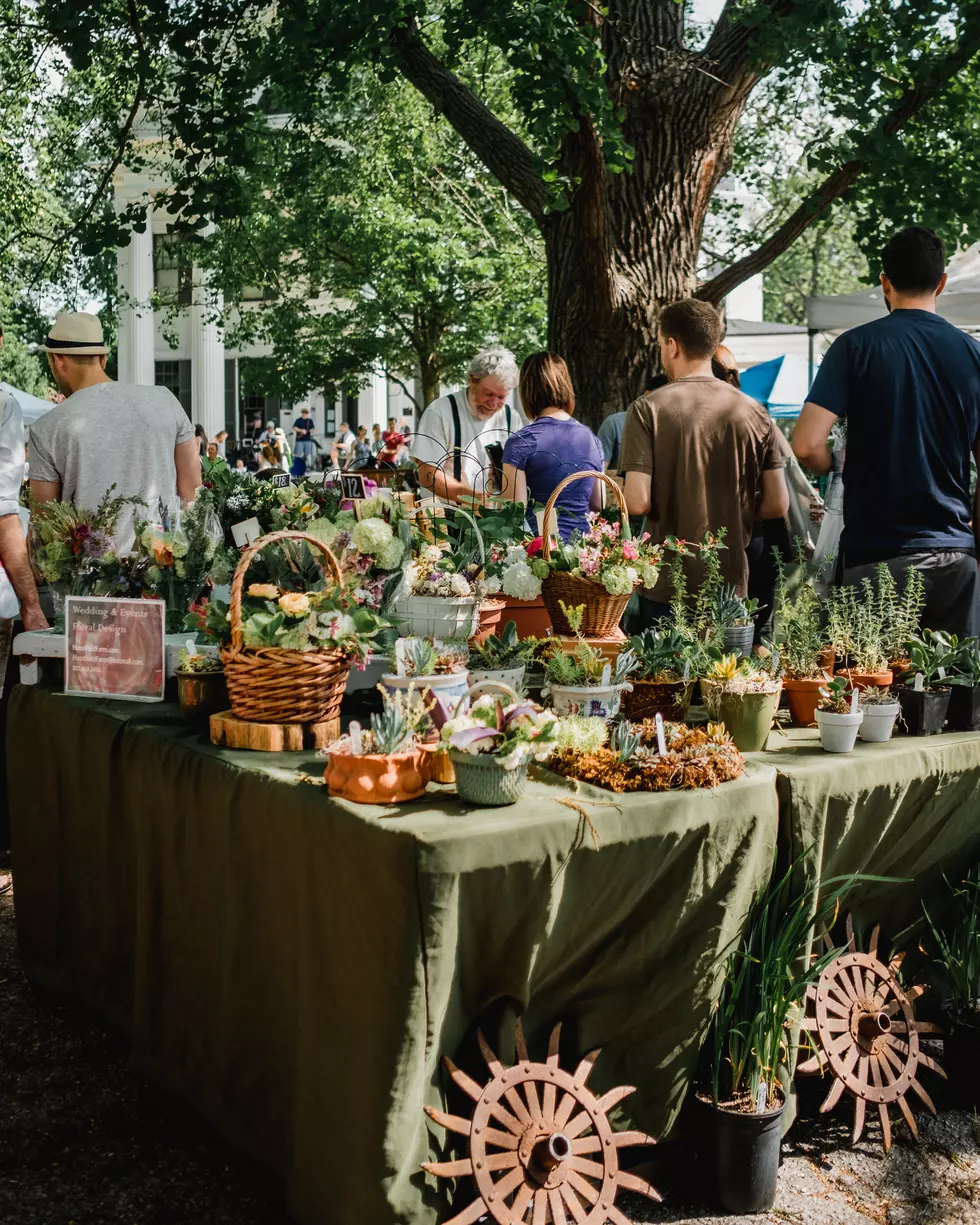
[29,312,201,550]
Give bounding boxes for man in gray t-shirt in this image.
[29,312,201,551]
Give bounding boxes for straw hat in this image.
[39,312,108,356]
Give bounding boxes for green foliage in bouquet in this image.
[29,485,144,591]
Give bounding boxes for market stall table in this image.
[7,686,779,1225]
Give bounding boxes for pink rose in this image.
[622,540,639,561]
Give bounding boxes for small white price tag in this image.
[349,721,363,755]
[914,672,924,692]
[850,689,859,714]
[756,1084,768,1113]
[682,659,691,681]
[601,662,611,686]
[938,666,946,680]
[394,638,412,676]
[655,712,667,756]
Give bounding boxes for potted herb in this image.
[897,630,955,735]
[324,686,431,804]
[439,682,558,805]
[857,685,901,742]
[622,626,693,722]
[543,604,639,718]
[383,638,470,710]
[878,564,926,674]
[947,636,980,731]
[713,584,759,659]
[923,870,980,1106]
[832,580,893,690]
[814,675,863,753]
[467,620,537,692]
[700,653,782,752]
[174,644,227,722]
[774,555,827,728]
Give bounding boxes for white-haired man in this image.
[411,348,524,503]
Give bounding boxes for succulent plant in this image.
[369,702,413,755]
[611,721,642,764]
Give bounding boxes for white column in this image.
[366,367,389,430]
[115,199,155,385]
[190,269,226,438]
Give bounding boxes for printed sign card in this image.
[65,596,166,702]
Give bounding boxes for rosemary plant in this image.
[923,869,980,1022]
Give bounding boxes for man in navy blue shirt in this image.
[793,225,980,638]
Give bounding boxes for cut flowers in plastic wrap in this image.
[439,694,558,769]
[541,511,666,595]
[134,498,224,620]
[29,484,144,591]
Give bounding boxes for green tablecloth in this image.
[8,686,779,1225]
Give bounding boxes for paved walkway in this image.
[1,888,979,1224]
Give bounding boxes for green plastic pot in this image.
[702,681,781,752]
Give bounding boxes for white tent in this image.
[806,243,980,333]
[1,382,56,427]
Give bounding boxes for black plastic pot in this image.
[946,684,980,732]
[944,1018,980,1106]
[722,624,755,659]
[897,686,950,736]
[699,1095,785,1214]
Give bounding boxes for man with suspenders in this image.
[411,348,523,503]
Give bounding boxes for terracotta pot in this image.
[554,631,627,668]
[501,596,552,639]
[621,678,692,723]
[888,656,911,679]
[176,670,228,722]
[421,743,455,784]
[324,748,430,804]
[818,646,836,673]
[782,676,825,728]
[839,667,893,692]
[470,598,507,647]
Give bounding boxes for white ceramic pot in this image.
[858,702,900,742]
[398,595,480,640]
[382,671,470,711]
[467,665,526,693]
[815,707,864,753]
[548,682,624,719]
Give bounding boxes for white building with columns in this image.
[113,164,418,456]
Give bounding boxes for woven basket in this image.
[220,529,352,724]
[447,680,528,805]
[540,471,635,637]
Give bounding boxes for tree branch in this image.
[697,21,980,304]
[702,0,798,87]
[388,18,546,221]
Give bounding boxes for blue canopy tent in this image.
[739,354,813,419]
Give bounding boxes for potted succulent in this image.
[700,653,782,752]
[857,685,901,742]
[622,627,693,722]
[923,870,980,1107]
[174,644,227,722]
[831,580,893,690]
[713,584,760,659]
[323,685,431,804]
[467,619,537,692]
[947,636,980,732]
[774,557,827,728]
[438,682,559,806]
[897,630,955,735]
[543,604,639,718]
[814,675,864,753]
[383,637,470,709]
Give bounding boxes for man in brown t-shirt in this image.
[622,299,789,624]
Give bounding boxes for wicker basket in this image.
[447,680,529,805]
[220,529,352,724]
[540,471,636,637]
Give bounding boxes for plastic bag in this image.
[812,450,845,597]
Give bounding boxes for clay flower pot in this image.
[817,646,836,673]
[839,667,893,692]
[176,670,228,723]
[782,676,825,728]
[324,747,430,804]
[421,742,456,784]
[470,598,506,646]
[501,596,552,639]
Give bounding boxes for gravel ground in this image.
[1,884,979,1225]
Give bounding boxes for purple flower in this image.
[82,530,112,559]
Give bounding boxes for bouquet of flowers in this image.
[135,498,224,631]
[305,496,408,613]
[545,512,663,596]
[30,485,145,599]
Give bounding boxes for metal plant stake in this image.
[422,1019,660,1224]
[798,916,945,1152]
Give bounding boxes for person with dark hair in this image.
[622,299,789,626]
[793,224,980,637]
[500,352,604,539]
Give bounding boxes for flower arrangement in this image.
[135,498,225,631]
[548,719,744,792]
[544,512,662,596]
[440,693,558,770]
[29,485,144,594]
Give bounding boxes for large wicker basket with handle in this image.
[221,529,352,724]
[540,471,636,638]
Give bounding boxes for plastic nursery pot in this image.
[701,681,781,753]
[943,1016,980,1107]
[548,683,624,719]
[323,748,430,804]
[838,667,893,692]
[467,665,526,693]
[946,684,980,732]
[897,686,951,736]
[176,670,228,723]
[398,595,481,640]
[470,598,506,647]
[621,678,692,723]
[815,707,864,753]
[500,596,552,639]
[697,1093,785,1215]
[782,676,825,728]
[722,624,755,659]
[858,702,900,743]
[449,751,529,806]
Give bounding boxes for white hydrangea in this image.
[502,560,542,601]
[637,561,659,588]
[505,544,528,565]
[483,574,502,595]
[351,517,394,556]
[601,565,635,596]
[449,572,471,597]
[377,538,405,571]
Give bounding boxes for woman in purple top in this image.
[501,352,605,540]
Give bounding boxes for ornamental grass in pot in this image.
[923,869,980,1107]
[323,685,431,804]
[857,685,901,742]
[467,619,538,694]
[436,682,559,806]
[773,554,827,727]
[814,675,864,753]
[622,627,693,722]
[896,631,954,735]
[543,603,639,718]
[700,653,782,753]
[946,636,980,732]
